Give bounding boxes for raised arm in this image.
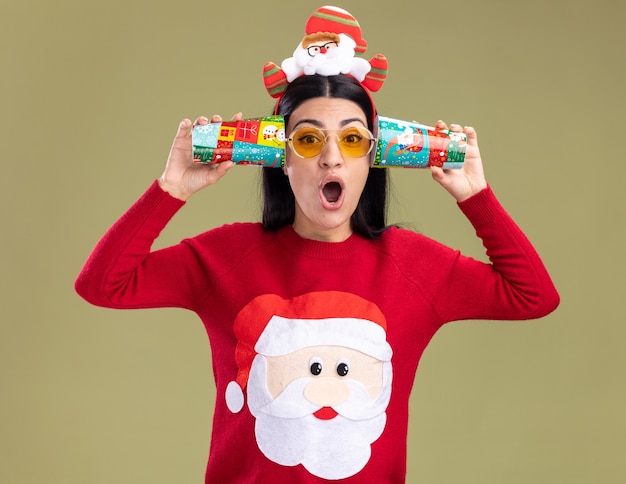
[75,115,239,309]
[397,121,559,323]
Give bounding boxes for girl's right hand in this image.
[158,114,241,201]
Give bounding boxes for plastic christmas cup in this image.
[192,115,466,169]
[192,116,285,167]
[371,116,466,168]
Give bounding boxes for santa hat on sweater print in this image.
[225,291,392,412]
[225,291,394,480]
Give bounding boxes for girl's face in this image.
[284,97,371,242]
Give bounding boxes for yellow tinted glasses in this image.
[287,126,376,159]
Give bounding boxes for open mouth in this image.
[319,175,345,209]
[322,181,342,203]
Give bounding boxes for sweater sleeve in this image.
[74,181,205,310]
[405,186,560,324]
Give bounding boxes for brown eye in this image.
[299,134,322,145]
[338,127,374,157]
[289,127,326,158]
[296,128,324,144]
[342,132,363,145]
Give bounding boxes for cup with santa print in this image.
[371,116,467,169]
[192,116,286,167]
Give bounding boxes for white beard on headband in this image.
[281,33,371,83]
[246,351,392,480]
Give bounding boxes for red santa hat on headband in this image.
[262,5,388,99]
[305,5,368,53]
[225,291,392,413]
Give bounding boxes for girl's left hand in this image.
[430,121,487,202]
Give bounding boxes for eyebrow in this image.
[291,117,367,130]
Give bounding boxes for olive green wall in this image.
[2,0,623,482]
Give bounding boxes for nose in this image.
[318,135,343,168]
[304,377,350,407]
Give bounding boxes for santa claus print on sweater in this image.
[225,291,393,480]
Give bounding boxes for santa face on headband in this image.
[262,6,389,98]
[282,32,372,82]
[225,292,394,480]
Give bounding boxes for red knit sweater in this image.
[75,181,559,483]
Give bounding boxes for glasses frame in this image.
[286,126,377,159]
[306,41,339,57]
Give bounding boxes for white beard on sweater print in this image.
[247,339,393,479]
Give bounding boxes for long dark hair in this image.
[261,75,389,239]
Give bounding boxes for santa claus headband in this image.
[262,5,388,104]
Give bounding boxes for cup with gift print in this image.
[193,116,286,167]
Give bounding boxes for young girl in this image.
[75,7,559,483]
